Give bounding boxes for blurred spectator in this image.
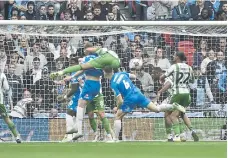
[135,67,154,99]
[8,51,24,76]
[190,0,205,20]
[150,47,171,71]
[24,42,47,72]
[11,7,20,19]
[218,38,227,54]
[129,47,143,70]
[63,9,72,20]
[189,66,214,107]
[147,1,172,21]
[193,39,208,67]
[93,5,106,20]
[23,57,43,90]
[9,90,33,118]
[107,11,116,21]
[47,4,60,20]
[67,0,84,20]
[54,39,76,59]
[196,8,211,20]
[201,49,216,74]
[100,1,110,16]
[135,0,148,21]
[207,51,226,104]
[206,51,226,86]
[111,3,123,21]
[85,11,94,20]
[15,36,30,57]
[25,1,36,20]
[204,0,220,20]
[6,64,23,105]
[55,57,69,71]
[216,1,227,20]
[32,66,56,109]
[20,14,26,20]
[172,0,191,20]
[36,4,47,20]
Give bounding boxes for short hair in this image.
[86,11,93,14]
[64,9,72,15]
[93,5,101,10]
[48,4,54,9]
[84,42,93,49]
[33,57,40,62]
[175,52,186,61]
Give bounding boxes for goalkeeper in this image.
[50,42,120,79]
[0,72,21,143]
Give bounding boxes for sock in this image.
[89,118,97,132]
[114,120,121,140]
[63,65,82,74]
[7,120,18,138]
[173,123,181,136]
[73,116,77,131]
[179,122,186,134]
[157,104,174,112]
[66,114,74,133]
[76,106,84,135]
[101,118,111,134]
[165,123,172,135]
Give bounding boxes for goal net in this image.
[0,21,227,142]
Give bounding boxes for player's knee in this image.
[98,111,105,119]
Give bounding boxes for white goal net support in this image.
[0,21,227,142]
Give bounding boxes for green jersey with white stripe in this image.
[164,63,194,94]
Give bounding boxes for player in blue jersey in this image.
[57,57,84,142]
[103,68,186,140]
[70,52,113,141]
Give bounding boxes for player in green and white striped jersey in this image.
[159,52,197,142]
[158,75,199,142]
[0,72,21,143]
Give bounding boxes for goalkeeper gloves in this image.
[50,71,64,79]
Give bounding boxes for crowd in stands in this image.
[0,0,227,118]
[0,0,227,21]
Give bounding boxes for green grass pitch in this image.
[0,142,226,158]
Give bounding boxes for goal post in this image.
[0,21,227,142]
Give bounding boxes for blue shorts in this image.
[120,91,150,113]
[80,80,101,101]
[68,95,78,112]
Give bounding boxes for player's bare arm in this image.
[116,95,123,109]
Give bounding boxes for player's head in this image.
[84,42,93,55]
[174,52,186,63]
